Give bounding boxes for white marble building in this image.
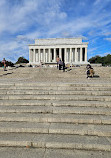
[29,38,89,65]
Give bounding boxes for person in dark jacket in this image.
[58,59,63,70]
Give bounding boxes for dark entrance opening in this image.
[56,48,59,58]
[82,48,85,61]
[62,48,64,62]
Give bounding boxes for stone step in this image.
[0,113,111,124]
[53,100,111,108]
[0,82,111,87]
[0,106,111,115]
[0,100,52,106]
[12,83,111,87]
[1,68,111,153]
[53,107,111,115]
[1,82,111,87]
[0,106,52,114]
[0,133,111,151]
[0,122,111,137]
[0,100,111,108]
[0,86,111,91]
[0,94,111,101]
[0,90,111,96]
[0,148,110,158]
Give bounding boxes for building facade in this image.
[29,38,89,65]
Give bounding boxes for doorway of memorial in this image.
[62,48,64,62]
[56,48,59,58]
[82,48,85,61]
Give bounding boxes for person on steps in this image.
[2,58,6,71]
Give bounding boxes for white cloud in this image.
[0,0,111,62]
[79,2,86,6]
[94,0,101,5]
[103,32,111,36]
[47,16,93,37]
[0,0,110,38]
[104,52,111,55]
[97,52,111,57]
[0,0,5,7]
[104,38,111,42]
[61,32,73,38]
[88,47,97,52]
[0,38,29,63]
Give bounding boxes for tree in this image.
[104,54,111,66]
[88,55,102,64]
[88,54,111,66]
[0,62,3,67]
[6,61,14,67]
[16,57,29,64]
[0,61,14,67]
[88,57,96,63]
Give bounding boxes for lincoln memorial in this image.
[29,38,89,65]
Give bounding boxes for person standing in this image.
[2,58,6,71]
[58,59,63,70]
[56,56,60,69]
[63,60,65,72]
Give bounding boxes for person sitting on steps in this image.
[86,64,94,78]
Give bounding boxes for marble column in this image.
[85,47,87,62]
[67,49,69,62]
[43,49,45,63]
[70,48,72,63]
[75,48,77,62]
[59,48,62,59]
[80,47,82,62]
[65,48,67,63]
[72,49,75,62]
[48,49,51,62]
[29,50,31,62]
[33,49,36,63]
[54,48,56,62]
[38,49,40,62]
[66,49,68,62]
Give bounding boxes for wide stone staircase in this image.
[0,81,111,152]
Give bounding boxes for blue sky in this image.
[0,0,111,63]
